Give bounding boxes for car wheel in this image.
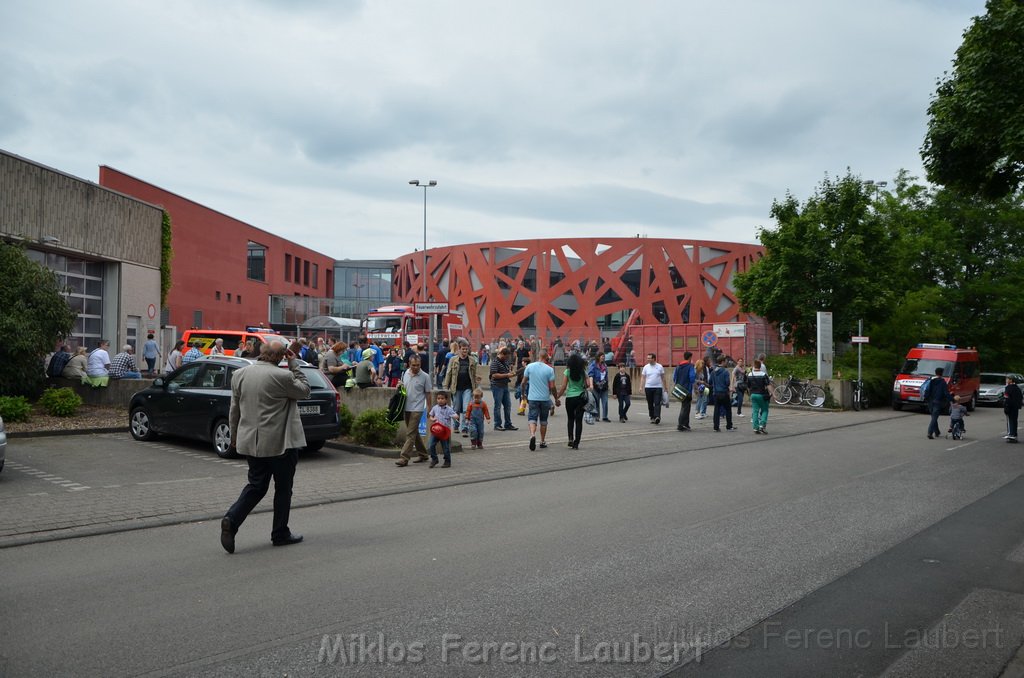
[966,392,977,412]
[305,440,326,452]
[212,419,235,458]
[892,399,903,411]
[130,407,158,441]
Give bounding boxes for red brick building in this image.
[100,167,334,334]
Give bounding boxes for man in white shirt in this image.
[641,352,668,424]
[86,339,111,377]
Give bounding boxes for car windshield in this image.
[980,373,1008,385]
[366,315,403,332]
[900,359,954,377]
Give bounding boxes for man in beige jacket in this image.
[221,340,310,553]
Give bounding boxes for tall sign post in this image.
[816,311,833,380]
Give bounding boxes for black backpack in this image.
[386,385,407,424]
[48,350,72,377]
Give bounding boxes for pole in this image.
[422,186,434,385]
[857,318,863,387]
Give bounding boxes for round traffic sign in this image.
[147,303,157,320]
[701,330,718,347]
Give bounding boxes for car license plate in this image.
[299,405,320,415]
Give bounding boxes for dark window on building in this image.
[294,257,301,284]
[237,295,242,304]
[215,291,221,301]
[285,254,292,282]
[227,293,232,302]
[312,263,319,289]
[303,260,310,287]
[193,310,203,328]
[247,242,266,281]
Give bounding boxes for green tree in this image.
[734,172,899,352]
[921,0,1024,198]
[892,184,1024,368]
[0,241,76,397]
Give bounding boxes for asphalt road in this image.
[2,406,1023,676]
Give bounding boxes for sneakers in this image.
[539,441,547,449]
[736,413,745,418]
[654,417,660,425]
[620,417,626,423]
[504,425,519,431]
[442,461,451,467]
[462,431,469,438]
[429,459,438,468]
[529,436,536,451]
[601,418,611,422]
[754,428,762,434]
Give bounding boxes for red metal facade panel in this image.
[99,167,334,332]
[393,238,764,343]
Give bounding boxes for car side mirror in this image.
[153,378,164,387]
[167,382,180,394]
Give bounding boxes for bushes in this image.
[38,387,83,417]
[0,395,31,422]
[338,403,354,436]
[350,408,398,447]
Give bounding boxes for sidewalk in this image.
[0,406,901,549]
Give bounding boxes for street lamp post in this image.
[409,180,437,383]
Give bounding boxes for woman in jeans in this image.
[694,358,710,418]
[557,353,592,449]
[587,353,611,421]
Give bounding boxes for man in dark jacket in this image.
[674,352,696,431]
[1004,375,1022,442]
[710,356,734,432]
[925,367,951,439]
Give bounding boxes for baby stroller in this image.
[947,418,965,440]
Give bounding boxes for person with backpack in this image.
[746,359,772,434]
[923,367,951,439]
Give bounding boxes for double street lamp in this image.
[409,180,437,380]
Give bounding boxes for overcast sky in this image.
[0,0,985,261]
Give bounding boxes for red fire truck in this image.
[362,305,464,348]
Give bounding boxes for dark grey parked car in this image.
[128,356,341,457]
[977,372,1024,407]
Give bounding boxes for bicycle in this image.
[772,375,827,408]
[851,379,869,411]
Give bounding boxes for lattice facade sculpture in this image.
[393,238,764,342]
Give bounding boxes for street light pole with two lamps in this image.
[409,180,437,383]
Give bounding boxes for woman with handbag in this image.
[732,358,748,418]
[694,358,710,419]
[557,353,592,449]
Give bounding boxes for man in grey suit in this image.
[221,340,310,553]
